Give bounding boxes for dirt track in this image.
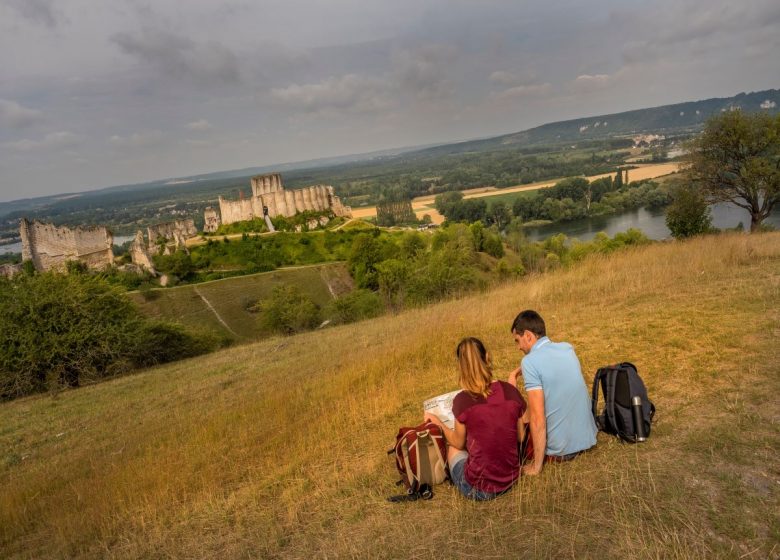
[350,162,682,224]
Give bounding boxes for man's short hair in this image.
[511,310,546,338]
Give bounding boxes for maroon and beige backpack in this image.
[387,420,449,502]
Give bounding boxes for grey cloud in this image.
[489,83,553,103]
[489,71,521,86]
[616,0,780,66]
[392,44,456,101]
[1,0,57,27]
[112,28,241,84]
[3,131,79,152]
[0,98,43,128]
[108,130,164,149]
[567,74,613,93]
[270,74,394,116]
[187,119,212,131]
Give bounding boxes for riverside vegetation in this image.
[0,232,777,558]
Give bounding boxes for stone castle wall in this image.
[128,231,155,274]
[146,219,198,247]
[203,207,221,233]
[251,172,283,196]
[129,219,198,271]
[218,196,256,226]
[218,174,352,226]
[20,218,114,272]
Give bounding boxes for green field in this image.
[1,232,778,558]
[129,262,353,340]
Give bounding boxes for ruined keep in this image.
[129,219,198,273]
[147,219,198,252]
[217,173,351,226]
[203,207,221,233]
[20,218,114,272]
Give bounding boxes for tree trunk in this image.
[750,213,761,232]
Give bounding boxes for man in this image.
[508,310,596,475]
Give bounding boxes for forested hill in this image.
[411,89,780,157]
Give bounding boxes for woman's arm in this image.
[424,413,467,450]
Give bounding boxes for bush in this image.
[323,289,384,325]
[132,321,225,367]
[0,273,219,400]
[257,285,321,334]
[0,273,141,397]
[665,185,713,239]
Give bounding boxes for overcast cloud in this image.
[0,0,778,201]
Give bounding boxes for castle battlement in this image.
[216,173,351,227]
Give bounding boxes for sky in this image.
[0,0,778,202]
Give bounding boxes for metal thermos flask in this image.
[631,396,647,442]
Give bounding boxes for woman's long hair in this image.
[456,337,493,399]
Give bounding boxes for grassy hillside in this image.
[1,232,778,558]
[129,262,353,340]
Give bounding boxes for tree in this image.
[347,234,382,289]
[687,110,780,232]
[258,285,321,334]
[487,202,512,229]
[0,273,214,399]
[665,184,713,239]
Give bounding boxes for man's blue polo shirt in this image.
[521,336,597,456]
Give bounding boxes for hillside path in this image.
[193,286,239,337]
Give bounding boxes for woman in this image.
[425,337,529,500]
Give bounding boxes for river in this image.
[524,203,780,242]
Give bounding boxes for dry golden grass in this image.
[1,232,778,559]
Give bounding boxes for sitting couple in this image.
[424,310,597,501]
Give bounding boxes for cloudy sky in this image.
[1,0,778,201]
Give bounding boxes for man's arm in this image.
[508,365,522,388]
[424,413,467,449]
[522,389,546,476]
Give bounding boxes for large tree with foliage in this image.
[687,110,780,232]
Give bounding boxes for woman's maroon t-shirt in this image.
[452,380,526,493]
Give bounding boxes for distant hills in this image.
[408,89,780,157]
[1,88,778,218]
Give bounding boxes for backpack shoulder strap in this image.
[591,367,607,428]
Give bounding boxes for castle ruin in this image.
[215,173,351,227]
[203,207,221,233]
[129,219,199,274]
[20,218,114,272]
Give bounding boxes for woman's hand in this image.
[424,412,443,427]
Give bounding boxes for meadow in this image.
[1,232,778,559]
[129,263,352,340]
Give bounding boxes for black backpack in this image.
[591,362,655,443]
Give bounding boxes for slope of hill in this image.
[1,232,778,558]
[409,89,780,157]
[129,262,353,340]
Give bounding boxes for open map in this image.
[423,390,461,430]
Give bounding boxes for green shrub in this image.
[0,273,141,397]
[0,273,221,400]
[665,184,713,239]
[132,321,225,367]
[257,285,321,334]
[323,289,384,325]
